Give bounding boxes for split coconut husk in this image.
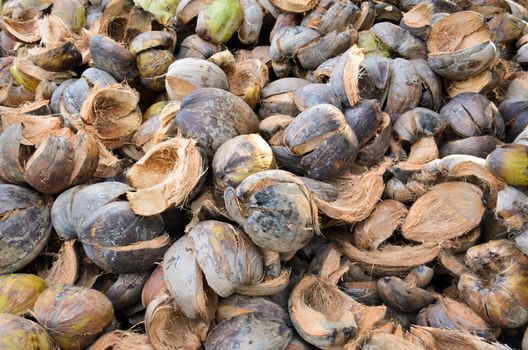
[80,84,141,149]
[90,330,154,350]
[39,240,79,286]
[145,293,209,350]
[353,200,408,251]
[427,11,498,80]
[401,182,485,244]
[126,136,207,216]
[312,166,385,223]
[289,275,386,349]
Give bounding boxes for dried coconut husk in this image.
[426,11,498,80]
[362,331,425,350]
[313,166,385,223]
[90,330,154,350]
[0,17,41,43]
[145,293,209,350]
[126,136,206,216]
[0,112,63,145]
[356,112,392,167]
[39,15,91,64]
[495,185,528,231]
[392,136,440,177]
[94,138,122,178]
[458,240,528,328]
[80,84,141,149]
[423,155,505,207]
[307,243,348,284]
[400,0,458,41]
[340,242,440,276]
[401,182,485,244]
[409,326,509,350]
[289,275,386,349]
[39,240,79,286]
[216,294,289,324]
[162,235,218,320]
[97,0,153,45]
[188,187,232,228]
[419,296,495,338]
[377,276,436,313]
[12,58,75,89]
[445,69,499,98]
[353,200,408,251]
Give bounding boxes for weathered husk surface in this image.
[401,182,485,244]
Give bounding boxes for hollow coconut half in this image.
[426,11,498,81]
[401,182,485,244]
[127,136,207,216]
[145,293,209,350]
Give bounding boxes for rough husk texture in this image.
[127,136,206,215]
[402,182,485,244]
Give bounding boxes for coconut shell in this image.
[259,78,310,118]
[272,104,358,180]
[145,293,209,350]
[33,284,114,350]
[0,274,47,315]
[409,326,509,350]
[0,313,54,350]
[440,136,503,158]
[78,201,169,274]
[423,155,504,208]
[0,184,51,274]
[458,240,528,328]
[353,200,408,250]
[89,35,138,81]
[401,182,485,244]
[289,275,385,349]
[106,273,149,311]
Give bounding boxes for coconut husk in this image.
[145,293,209,350]
[340,242,440,276]
[362,331,426,350]
[188,187,232,228]
[236,269,291,296]
[126,136,205,216]
[0,113,63,146]
[289,275,385,349]
[424,155,504,207]
[93,138,122,178]
[314,166,385,223]
[90,330,154,350]
[354,200,408,251]
[80,84,141,149]
[401,182,485,244]
[409,326,509,350]
[13,58,75,84]
[162,235,218,320]
[39,15,91,64]
[39,240,79,286]
[0,99,50,115]
[0,17,41,43]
